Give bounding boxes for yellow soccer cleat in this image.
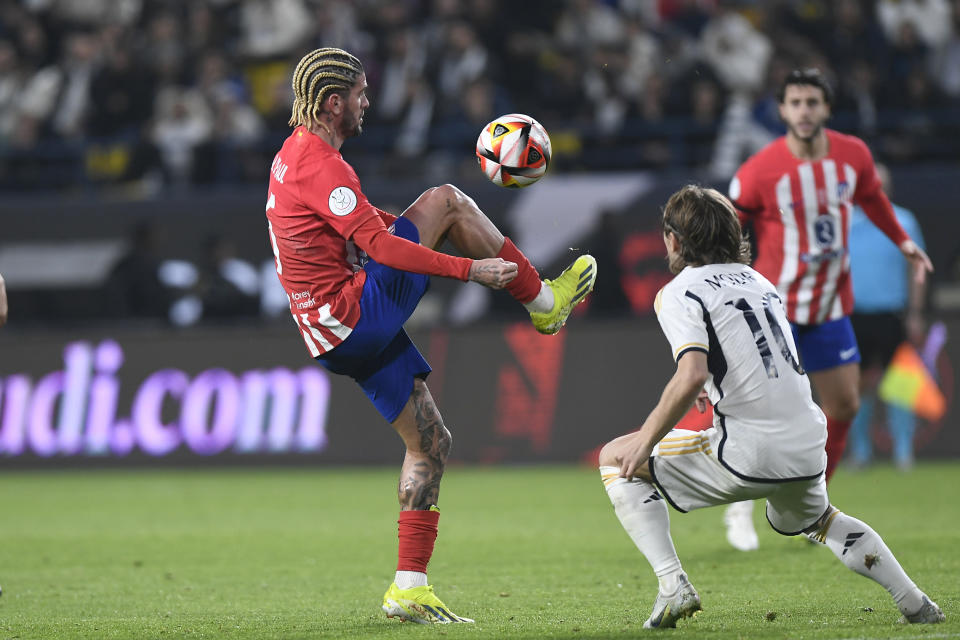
[530,255,597,335]
[382,583,475,624]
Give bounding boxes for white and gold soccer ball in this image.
[475,113,552,188]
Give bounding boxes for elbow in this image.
[688,370,709,389]
[677,352,710,388]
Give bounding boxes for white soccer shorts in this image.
[649,428,829,535]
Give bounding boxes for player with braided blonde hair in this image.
[265,47,596,624]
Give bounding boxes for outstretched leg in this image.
[400,184,596,334]
[804,506,944,623]
[382,378,473,624]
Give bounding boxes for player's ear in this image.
[326,92,342,115]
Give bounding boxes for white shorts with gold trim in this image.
[650,427,829,535]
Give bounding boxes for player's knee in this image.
[829,394,860,422]
[435,423,452,461]
[598,440,620,468]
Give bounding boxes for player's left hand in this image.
[468,258,518,289]
[899,240,933,285]
[608,434,654,479]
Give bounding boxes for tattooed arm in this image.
[395,379,452,510]
[468,258,517,290]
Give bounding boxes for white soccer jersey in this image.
[655,263,827,481]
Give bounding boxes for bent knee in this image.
[598,441,617,467]
[436,424,452,460]
[826,395,860,422]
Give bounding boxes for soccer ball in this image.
[476,113,551,188]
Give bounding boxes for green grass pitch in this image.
[0,463,957,639]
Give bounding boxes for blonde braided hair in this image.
[288,48,364,128]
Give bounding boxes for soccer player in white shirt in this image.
[598,185,944,629]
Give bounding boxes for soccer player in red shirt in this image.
[265,48,597,624]
[722,68,932,551]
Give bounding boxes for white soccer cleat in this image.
[724,501,759,551]
[643,573,702,629]
[900,595,945,624]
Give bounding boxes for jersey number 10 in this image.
[726,294,804,379]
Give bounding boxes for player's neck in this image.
[785,130,828,161]
[306,119,343,150]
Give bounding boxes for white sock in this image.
[600,466,684,593]
[811,510,924,615]
[395,570,428,589]
[523,282,554,313]
[725,500,753,518]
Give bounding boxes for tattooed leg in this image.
[391,378,452,511]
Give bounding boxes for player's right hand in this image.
[695,389,709,413]
[469,258,518,289]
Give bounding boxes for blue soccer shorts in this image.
[315,216,431,422]
[790,316,861,373]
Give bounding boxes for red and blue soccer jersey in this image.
[265,126,470,356]
[729,129,908,326]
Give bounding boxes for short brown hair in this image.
[777,68,833,105]
[662,185,750,271]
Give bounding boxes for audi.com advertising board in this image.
[1,321,956,467]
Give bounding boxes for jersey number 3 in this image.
[726,294,804,379]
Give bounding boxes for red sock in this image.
[397,509,440,573]
[824,417,852,482]
[497,237,542,304]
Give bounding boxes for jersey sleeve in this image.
[851,139,910,247]
[299,155,380,239]
[655,285,710,362]
[729,160,763,219]
[375,207,399,226]
[351,215,472,281]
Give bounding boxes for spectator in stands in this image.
[877,0,953,50]
[435,21,489,118]
[0,39,25,146]
[88,39,155,138]
[151,86,213,185]
[555,0,627,51]
[238,0,312,59]
[700,5,772,95]
[930,0,960,97]
[144,11,186,85]
[0,0,956,190]
[15,30,100,144]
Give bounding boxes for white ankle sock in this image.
[523,282,554,313]
[725,500,753,518]
[395,570,428,589]
[812,510,924,615]
[600,466,683,592]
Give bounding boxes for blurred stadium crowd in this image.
[0,0,958,192]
